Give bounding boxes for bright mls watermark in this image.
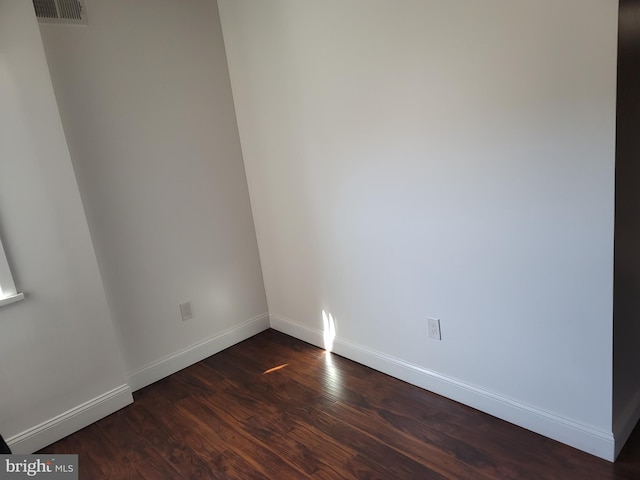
[1,455,77,479]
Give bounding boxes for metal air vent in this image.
[33,0,88,25]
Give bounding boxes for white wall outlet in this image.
[427,317,441,340]
[180,301,193,321]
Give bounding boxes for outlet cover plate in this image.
[427,318,441,340]
[180,301,193,321]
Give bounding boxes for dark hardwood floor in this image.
[39,329,640,479]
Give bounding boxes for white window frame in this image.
[0,234,24,307]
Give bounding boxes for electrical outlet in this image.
[180,301,193,321]
[427,318,441,340]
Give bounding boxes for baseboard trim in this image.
[613,388,640,459]
[269,313,615,462]
[127,312,270,391]
[6,384,133,454]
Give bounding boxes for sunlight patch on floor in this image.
[262,363,289,374]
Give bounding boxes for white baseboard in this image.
[5,313,269,453]
[613,388,640,459]
[6,384,133,454]
[269,313,616,462]
[127,312,270,391]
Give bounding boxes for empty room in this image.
[1,0,640,478]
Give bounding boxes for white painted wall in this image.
[0,0,131,451]
[39,0,268,385]
[219,0,618,456]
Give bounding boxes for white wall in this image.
[0,0,131,452]
[219,0,619,459]
[39,0,268,387]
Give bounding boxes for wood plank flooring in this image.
[39,329,640,479]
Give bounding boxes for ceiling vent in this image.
[33,0,88,25]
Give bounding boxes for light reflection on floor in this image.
[262,363,289,375]
[322,310,342,395]
[323,350,342,395]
